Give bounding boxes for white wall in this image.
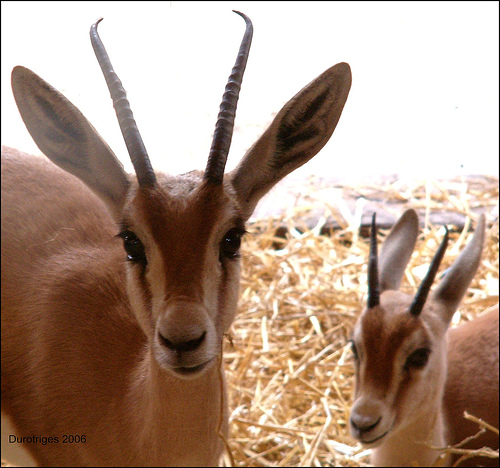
[2,1,498,179]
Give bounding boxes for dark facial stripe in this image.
[360,307,421,393]
[135,182,230,300]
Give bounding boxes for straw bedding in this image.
[1,177,497,468]
[222,175,499,467]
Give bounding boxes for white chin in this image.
[160,356,216,380]
[359,430,390,448]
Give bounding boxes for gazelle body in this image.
[349,210,499,467]
[1,13,351,467]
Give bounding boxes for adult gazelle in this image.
[1,11,351,466]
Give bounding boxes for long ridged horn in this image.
[409,226,449,317]
[204,10,253,185]
[367,213,380,309]
[90,18,156,187]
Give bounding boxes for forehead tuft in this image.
[156,171,204,199]
[360,305,420,346]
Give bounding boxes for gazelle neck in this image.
[371,398,449,467]
[124,347,226,465]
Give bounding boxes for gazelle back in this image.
[349,210,499,466]
[1,12,351,467]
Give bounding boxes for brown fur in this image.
[350,209,499,467]
[445,309,499,466]
[1,23,352,465]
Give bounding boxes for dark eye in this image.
[118,230,147,265]
[404,348,431,370]
[219,228,245,261]
[349,340,359,361]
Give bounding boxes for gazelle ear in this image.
[432,214,486,319]
[228,62,351,220]
[11,66,129,220]
[378,209,419,292]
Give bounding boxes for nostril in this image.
[350,415,381,435]
[159,331,206,352]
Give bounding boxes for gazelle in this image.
[349,210,499,466]
[1,11,351,467]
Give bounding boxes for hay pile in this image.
[222,176,499,467]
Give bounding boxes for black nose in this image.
[350,415,381,435]
[158,331,206,353]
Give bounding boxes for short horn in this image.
[367,213,380,309]
[90,18,156,187]
[409,226,449,317]
[204,11,253,185]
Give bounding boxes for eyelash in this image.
[117,230,147,266]
[404,348,431,370]
[348,339,359,361]
[347,340,431,373]
[117,224,247,268]
[219,227,246,262]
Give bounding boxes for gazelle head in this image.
[10,13,351,380]
[349,209,485,446]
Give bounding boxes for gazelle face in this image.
[349,291,448,447]
[120,172,244,379]
[9,12,352,386]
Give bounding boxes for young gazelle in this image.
[1,12,351,467]
[349,210,499,467]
